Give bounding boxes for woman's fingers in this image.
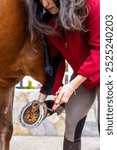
[55,86,63,97]
[55,91,64,104]
[54,85,72,104]
[58,86,62,91]
[55,90,60,96]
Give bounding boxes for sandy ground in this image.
[10,136,100,150]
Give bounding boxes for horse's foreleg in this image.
[0,87,14,150]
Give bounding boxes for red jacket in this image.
[41,0,100,95]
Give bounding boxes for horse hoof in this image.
[19,100,47,128]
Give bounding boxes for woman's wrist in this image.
[38,92,47,102]
[70,74,87,91]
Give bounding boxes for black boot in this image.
[63,137,81,150]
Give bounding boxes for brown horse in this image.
[0,0,46,150]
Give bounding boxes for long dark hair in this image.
[24,0,55,40]
[59,0,88,30]
[24,0,88,39]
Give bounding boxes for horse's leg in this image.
[0,86,14,150]
[0,77,23,150]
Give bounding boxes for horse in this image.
[0,0,46,149]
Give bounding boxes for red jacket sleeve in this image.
[40,43,65,95]
[78,0,100,88]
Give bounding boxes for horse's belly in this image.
[0,0,45,83]
[0,59,24,77]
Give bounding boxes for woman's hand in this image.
[38,92,47,102]
[55,83,74,104]
[54,75,87,104]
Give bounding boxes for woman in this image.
[26,0,100,149]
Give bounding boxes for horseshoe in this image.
[19,100,65,128]
[19,100,47,128]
